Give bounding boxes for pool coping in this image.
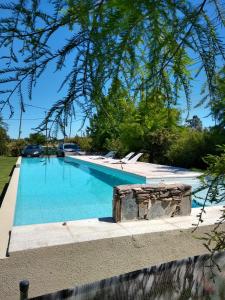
[9,205,224,253]
[0,156,21,259]
[69,156,202,180]
[66,156,146,182]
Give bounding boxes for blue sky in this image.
[0,1,222,138]
[2,74,215,139]
[2,60,89,139]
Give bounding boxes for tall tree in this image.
[87,80,138,152]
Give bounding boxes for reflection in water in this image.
[29,251,225,300]
[65,160,132,187]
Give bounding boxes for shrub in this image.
[0,127,9,155]
[204,127,225,156]
[7,139,27,157]
[64,136,93,152]
[28,133,46,145]
[143,128,178,164]
[165,128,207,169]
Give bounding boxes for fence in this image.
[20,251,225,300]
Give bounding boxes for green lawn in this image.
[0,156,17,196]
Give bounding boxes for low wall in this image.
[23,251,225,300]
[113,183,191,222]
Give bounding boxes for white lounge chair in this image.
[104,152,135,163]
[124,152,143,164]
[107,152,143,164]
[90,151,117,160]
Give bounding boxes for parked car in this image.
[56,143,81,157]
[21,145,43,157]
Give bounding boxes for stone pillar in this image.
[113,184,192,222]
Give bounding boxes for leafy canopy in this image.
[212,66,225,127]
[88,80,181,154]
[0,0,224,134]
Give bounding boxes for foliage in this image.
[88,85,181,156]
[0,128,9,155]
[143,128,178,164]
[211,67,225,127]
[0,114,9,155]
[204,127,225,156]
[0,0,224,133]
[193,145,225,252]
[88,81,139,154]
[65,136,93,152]
[165,126,225,168]
[27,133,46,145]
[7,139,27,156]
[166,128,208,168]
[186,115,203,131]
[136,91,181,162]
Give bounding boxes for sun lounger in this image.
[124,152,143,164]
[107,152,143,164]
[104,152,135,163]
[90,151,117,160]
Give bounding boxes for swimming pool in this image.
[14,157,146,226]
[147,177,224,208]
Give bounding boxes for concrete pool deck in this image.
[9,205,224,252]
[70,155,202,180]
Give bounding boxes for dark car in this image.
[56,143,81,157]
[21,145,43,157]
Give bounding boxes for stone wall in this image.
[113,183,192,222]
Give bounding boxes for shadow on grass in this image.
[0,164,15,208]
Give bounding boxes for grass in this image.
[0,156,17,196]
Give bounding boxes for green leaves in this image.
[0,0,224,134]
[211,66,225,127]
[203,145,225,176]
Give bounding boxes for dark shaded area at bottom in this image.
[23,251,225,300]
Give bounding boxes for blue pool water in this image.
[14,157,146,226]
[148,177,225,208]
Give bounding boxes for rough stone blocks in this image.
[113,183,192,222]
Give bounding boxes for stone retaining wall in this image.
[113,183,192,222]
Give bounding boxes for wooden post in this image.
[19,280,29,300]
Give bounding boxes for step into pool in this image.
[14,157,146,225]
